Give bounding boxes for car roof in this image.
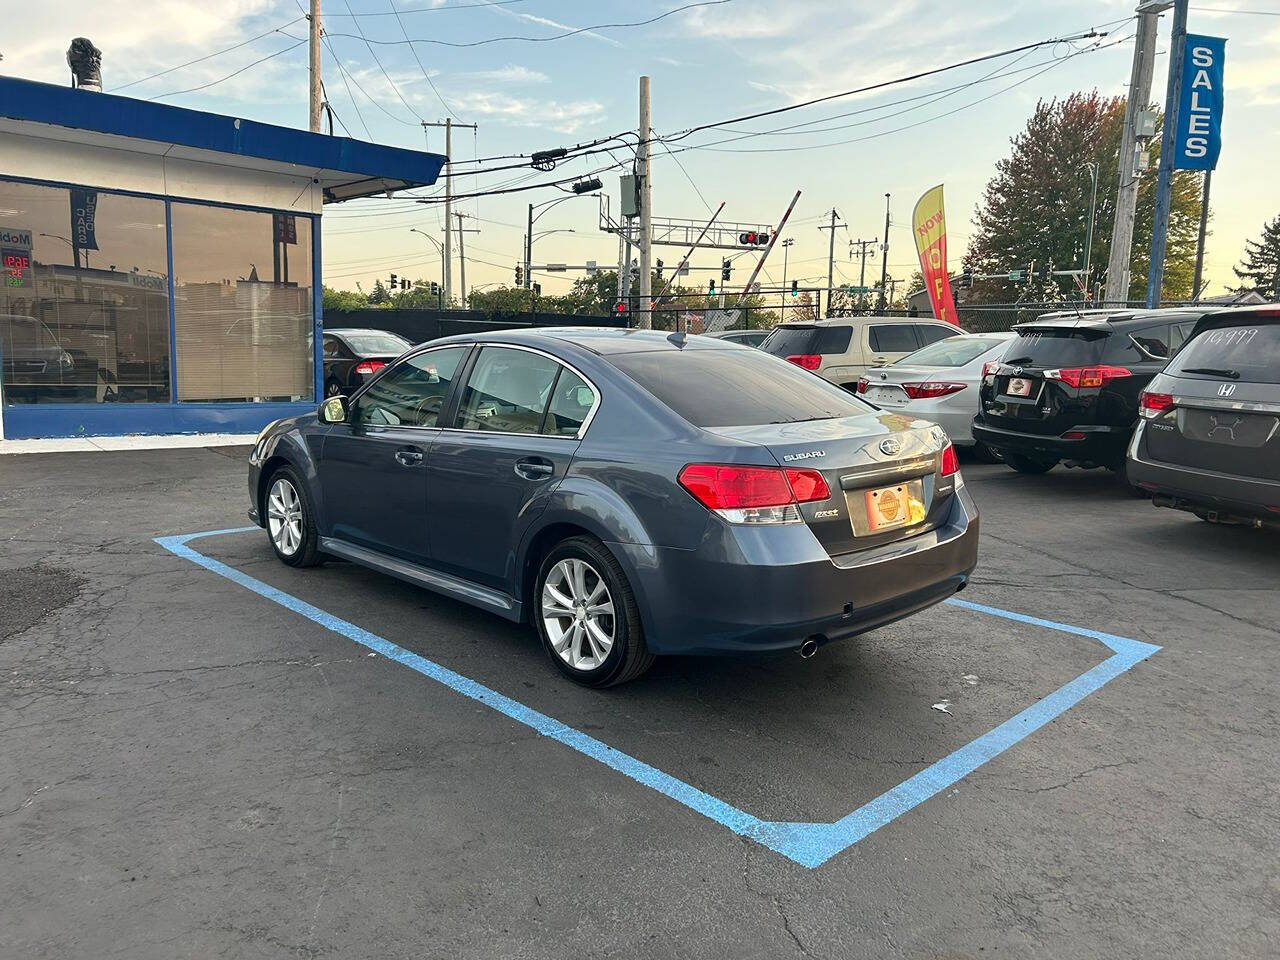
[1016,307,1213,331]
[325,328,409,337]
[1192,303,1280,333]
[419,325,743,357]
[774,315,949,328]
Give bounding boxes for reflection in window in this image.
[171,203,313,402]
[356,347,466,427]
[0,180,170,404]
[456,347,559,434]
[544,368,596,435]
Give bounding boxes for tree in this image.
[368,279,391,306]
[966,92,1202,304]
[1232,214,1280,300]
[322,285,368,312]
[390,279,444,309]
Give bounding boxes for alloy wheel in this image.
[541,558,616,671]
[266,477,304,557]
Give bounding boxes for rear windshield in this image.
[344,333,411,355]
[1166,323,1280,384]
[610,348,869,428]
[1003,327,1105,367]
[898,335,1006,368]
[760,325,851,357]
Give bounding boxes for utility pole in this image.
[454,212,480,308]
[877,193,891,312]
[422,119,478,306]
[308,0,322,133]
[525,203,533,289]
[780,238,795,312]
[1192,170,1212,299]
[1147,0,1189,308]
[637,76,653,329]
[1083,161,1099,297]
[1105,2,1163,304]
[819,208,846,317]
[851,238,876,311]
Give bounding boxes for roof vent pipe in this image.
[67,38,102,91]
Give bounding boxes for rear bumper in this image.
[611,484,979,656]
[972,421,1129,465]
[1127,436,1280,522]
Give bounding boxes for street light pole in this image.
[878,194,891,312]
[1083,161,1099,297]
[1147,0,1190,308]
[780,238,795,313]
[408,227,445,302]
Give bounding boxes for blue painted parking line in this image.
[156,527,1160,869]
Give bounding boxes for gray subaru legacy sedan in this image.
[248,328,979,686]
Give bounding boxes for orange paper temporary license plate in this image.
[864,483,924,532]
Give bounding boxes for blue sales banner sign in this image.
[1174,34,1226,171]
[70,188,99,252]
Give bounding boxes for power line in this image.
[110,18,306,92]
[337,0,424,123]
[147,40,307,101]
[1189,5,1280,13]
[319,0,735,48]
[387,0,459,120]
[326,0,526,16]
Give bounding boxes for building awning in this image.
[0,76,445,203]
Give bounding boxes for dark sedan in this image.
[322,328,412,397]
[1128,305,1280,528]
[248,329,979,686]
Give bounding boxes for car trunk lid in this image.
[979,325,1111,435]
[704,415,954,557]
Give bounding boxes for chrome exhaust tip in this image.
[799,638,819,659]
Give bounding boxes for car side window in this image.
[1129,324,1171,360]
[355,347,467,428]
[869,324,917,353]
[815,325,853,354]
[322,336,341,358]
[914,324,956,346]
[1170,321,1197,354]
[456,346,560,434]
[542,368,597,436]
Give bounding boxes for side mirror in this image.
[319,395,349,424]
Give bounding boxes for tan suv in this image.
[759,316,960,389]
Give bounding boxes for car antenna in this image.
[667,330,688,348]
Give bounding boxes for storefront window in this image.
[170,203,314,402]
[0,181,170,404]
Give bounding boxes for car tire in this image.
[533,535,654,688]
[974,442,1005,463]
[1004,452,1057,474]
[264,466,323,568]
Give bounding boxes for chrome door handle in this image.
[394,449,423,467]
[515,458,555,480]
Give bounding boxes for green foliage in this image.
[1232,213,1280,300]
[390,279,444,309]
[368,278,391,305]
[966,92,1202,304]
[322,285,369,312]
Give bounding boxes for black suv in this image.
[1127,305,1280,528]
[972,308,1212,480]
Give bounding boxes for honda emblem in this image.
[1217,383,1236,397]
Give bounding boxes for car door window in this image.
[913,324,956,347]
[355,347,467,428]
[1130,324,1171,360]
[814,326,853,354]
[869,324,917,353]
[322,336,341,358]
[456,346,560,434]
[542,368,597,436]
[1170,322,1197,354]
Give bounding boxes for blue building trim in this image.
[1,402,315,440]
[0,76,445,194]
[313,221,325,402]
[164,200,178,403]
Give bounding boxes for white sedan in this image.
[856,332,1016,455]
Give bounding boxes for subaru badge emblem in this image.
[879,437,903,456]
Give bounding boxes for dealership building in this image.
[0,75,444,441]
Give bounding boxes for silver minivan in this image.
[760,316,960,389]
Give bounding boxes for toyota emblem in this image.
[878,436,903,456]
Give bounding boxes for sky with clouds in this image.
[5,0,1278,300]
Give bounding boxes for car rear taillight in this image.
[1061,431,1087,440]
[677,464,830,524]
[786,354,822,371]
[940,442,959,478]
[1139,390,1175,419]
[354,360,386,376]
[981,360,1001,379]
[902,381,967,400]
[856,378,869,394]
[1044,366,1131,388]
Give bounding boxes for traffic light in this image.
[400,278,409,290]
[708,279,716,295]
[737,231,769,246]
[656,258,665,281]
[957,270,973,290]
[429,281,440,296]
[614,300,628,315]
[389,273,398,288]
[533,282,542,296]
[790,279,799,297]
[515,264,523,286]
[721,258,731,282]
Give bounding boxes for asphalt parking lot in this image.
[3,447,1278,959]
